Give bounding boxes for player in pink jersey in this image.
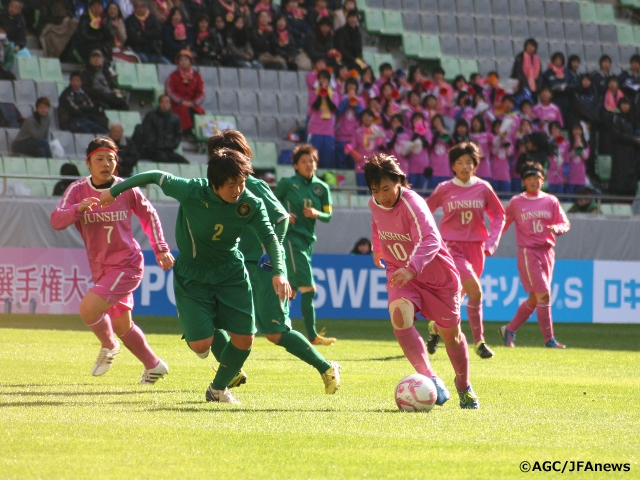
[500,161,570,348]
[50,137,174,383]
[364,153,479,409]
[532,87,563,134]
[566,123,590,195]
[547,121,569,195]
[427,142,505,359]
[470,115,493,182]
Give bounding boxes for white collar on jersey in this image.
[452,176,479,188]
[522,191,546,200]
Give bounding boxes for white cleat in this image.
[139,359,169,384]
[321,361,341,394]
[91,340,121,376]
[205,385,241,405]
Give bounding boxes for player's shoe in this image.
[139,359,169,384]
[205,385,240,405]
[499,325,516,347]
[91,340,121,376]
[210,364,248,389]
[311,328,337,346]
[321,361,341,394]
[426,321,439,355]
[455,379,480,409]
[545,338,566,349]
[431,376,450,406]
[475,341,495,359]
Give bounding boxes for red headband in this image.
[86,147,118,160]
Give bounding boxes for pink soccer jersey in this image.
[567,146,590,185]
[470,132,493,179]
[429,136,451,177]
[490,134,513,182]
[369,188,460,289]
[503,192,570,248]
[427,177,506,254]
[50,177,169,279]
[532,103,564,132]
[548,140,569,186]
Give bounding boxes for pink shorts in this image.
[517,246,555,294]
[90,267,143,315]
[445,241,485,282]
[388,279,461,329]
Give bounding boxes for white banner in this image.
[593,261,640,324]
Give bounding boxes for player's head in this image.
[85,137,119,183]
[449,142,480,183]
[207,129,253,159]
[207,148,253,203]
[292,144,318,179]
[520,161,545,194]
[364,153,408,208]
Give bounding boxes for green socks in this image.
[210,329,230,361]
[211,342,251,390]
[277,330,331,373]
[301,291,318,340]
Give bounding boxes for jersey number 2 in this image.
[212,224,224,241]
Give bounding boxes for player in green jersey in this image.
[99,148,291,404]
[275,145,336,345]
[206,130,341,393]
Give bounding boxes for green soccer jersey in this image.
[239,176,288,262]
[110,171,284,275]
[274,172,332,243]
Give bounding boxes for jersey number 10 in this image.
[386,242,408,261]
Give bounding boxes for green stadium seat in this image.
[146,184,159,201]
[25,180,47,197]
[373,53,394,73]
[104,109,120,125]
[67,158,89,176]
[596,155,612,181]
[619,0,636,7]
[332,191,350,207]
[114,62,137,89]
[595,4,615,24]
[136,64,160,89]
[253,142,278,169]
[276,165,295,180]
[213,115,237,127]
[578,2,597,23]
[402,33,422,58]
[48,158,68,176]
[24,158,50,175]
[2,156,26,174]
[357,194,371,208]
[363,9,384,33]
[42,179,57,196]
[421,35,442,59]
[192,114,216,142]
[561,202,573,213]
[179,164,202,178]
[383,10,403,35]
[459,59,479,79]
[159,163,181,176]
[17,57,41,81]
[362,50,375,68]
[199,164,208,177]
[340,169,356,186]
[38,58,64,83]
[245,138,256,157]
[136,161,159,173]
[598,203,613,216]
[618,25,635,45]
[633,25,640,46]
[612,204,633,216]
[439,56,461,80]
[119,111,141,137]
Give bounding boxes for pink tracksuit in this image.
[470,132,493,179]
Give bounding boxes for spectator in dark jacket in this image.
[618,54,640,109]
[58,72,109,133]
[194,14,221,66]
[283,0,310,51]
[542,51,569,121]
[273,14,297,70]
[0,0,29,57]
[36,0,78,58]
[125,0,170,64]
[608,98,639,198]
[304,16,338,66]
[0,27,15,80]
[211,0,239,29]
[333,10,362,69]
[251,10,286,69]
[592,54,615,97]
[511,38,542,98]
[71,0,115,63]
[108,120,139,177]
[182,0,210,26]
[81,50,129,111]
[53,163,81,196]
[208,14,234,66]
[140,94,188,163]
[565,54,581,94]
[12,97,52,158]
[161,7,194,62]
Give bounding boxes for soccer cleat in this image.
[545,338,566,349]
[91,340,121,376]
[426,321,439,355]
[475,341,495,359]
[321,361,341,394]
[311,328,337,346]
[455,379,480,409]
[205,385,240,405]
[499,325,515,347]
[431,376,450,406]
[211,364,248,389]
[139,359,169,384]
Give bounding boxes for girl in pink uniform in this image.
[547,121,569,195]
[470,115,493,182]
[566,123,590,195]
[50,137,174,382]
[364,153,479,409]
[500,161,570,348]
[427,142,506,359]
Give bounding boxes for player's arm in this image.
[50,183,98,230]
[484,187,506,255]
[304,185,332,222]
[425,184,442,212]
[130,187,174,271]
[548,200,571,236]
[401,198,440,276]
[502,199,515,234]
[370,217,384,269]
[273,177,290,204]
[99,171,192,206]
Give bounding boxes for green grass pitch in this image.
[1,315,638,479]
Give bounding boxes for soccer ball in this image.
[395,373,438,412]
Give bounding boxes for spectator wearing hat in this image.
[161,6,193,62]
[139,94,189,163]
[12,97,52,158]
[125,0,171,64]
[0,0,30,58]
[165,49,205,132]
[334,10,361,70]
[81,49,129,111]
[58,72,109,133]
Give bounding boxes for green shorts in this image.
[284,232,315,290]
[246,261,291,335]
[173,255,256,342]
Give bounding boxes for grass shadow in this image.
[1,390,181,397]
[0,401,65,407]
[147,406,399,414]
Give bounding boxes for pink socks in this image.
[119,323,159,370]
[507,301,535,333]
[84,313,117,349]
[535,302,554,342]
[445,333,470,392]
[394,326,435,378]
[466,298,484,344]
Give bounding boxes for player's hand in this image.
[77,197,99,213]
[547,225,558,235]
[373,251,385,269]
[156,251,174,271]
[99,190,116,208]
[258,253,272,272]
[272,275,291,302]
[390,268,415,288]
[289,212,297,224]
[303,207,320,219]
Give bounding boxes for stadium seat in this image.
[136,161,159,173]
[596,155,612,181]
[198,66,219,89]
[276,164,295,179]
[402,0,420,10]
[258,92,279,116]
[420,12,439,34]
[38,58,63,83]
[258,69,279,92]
[543,1,562,20]
[363,9,384,33]
[297,71,308,91]
[602,45,621,67]
[119,111,141,137]
[438,15,457,36]
[217,91,240,114]
[14,80,36,105]
[421,35,442,59]
[458,37,477,57]
[23,180,47,196]
[16,57,41,81]
[402,33,422,57]
[179,163,202,178]
[475,17,493,37]
[238,91,258,115]
[235,116,258,138]
[477,38,496,59]
[365,0,383,8]
[42,179,57,196]
[238,68,259,90]
[561,1,580,21]
[457,16,476,37]
[218,68,239,89]
[362,49,375,68]
[584,44,602,64]
[157,64,174,86]
[528,20,547,42]
[598,203,613,216]
[48,158,67,177]
[53,131,75,158]
[478,58,496,76]
[547,22,565,42]
[455,0,473,14]
[253,141,278,168]
[2,156,26,175]
[582,23,599,45]
[612,204,633,216]
[440,35,458,56]
[257,116,278,139]
[114,62,137,89]
[373,53,394,72]
[214,114,237,127]
[633,26,640,46]
[384,0,401,11]
[159,162,181,176]
[618,25,635,46]
[25,157,50,175]
[278,71,299,93]
[277,117,298,139]
[619,45,637,66]
[578,2,597,23]
[509,0,526,16]
[493,18,511,38]
[420,0,437,10]
[0,129,9,155]
[439,56,460,79]
[459,59,478,79]
[564,22,583,45]
[494,39,514,59]
[202,89,219,113]
[36,82,59,107]
[402,13,421,32]
[473,0,491,16]
[332,191,350,207]
[548,41,567,58]
[5,128,19,149]
[296,93,307,116]
[595,4,615,24]
[192,114,215,142]
[382,10,403,34]
[277,93,299,117]
[599,24,617,45]
[136,64,160,89]
[104,109,120,125]
[73,134,95,156]
[0,80,15,103]
[491,0,509,16]
[526,0,545,18]
[510,18,529,41]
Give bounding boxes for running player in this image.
[206,130,340,393]
[275,145,336,345]
[50,137,172,384]
[500,161,570,348]
[100,148,291,404]
[426,142,505,359]
[365,153,479,409]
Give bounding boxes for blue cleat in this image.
[545,337,566,349]
[431,376,450,406]
[500,325,515,347]
[455,378,480,409]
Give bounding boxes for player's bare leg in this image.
[462,276,494,359]
[299,286,336,345]
[439,324,479,409]
[79,292,120,376]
